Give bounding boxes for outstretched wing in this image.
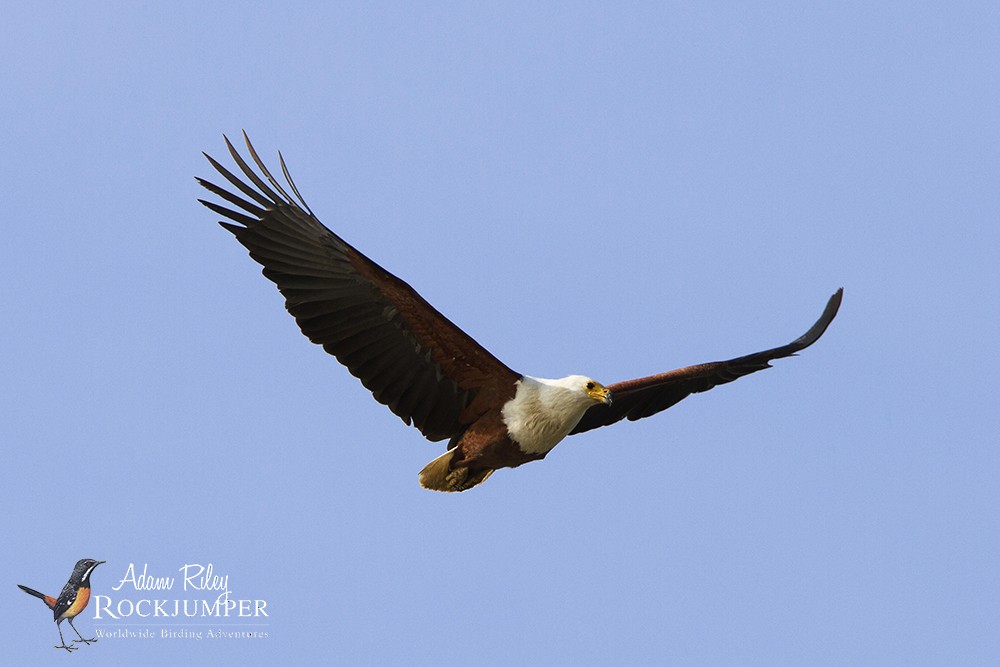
[570,289,842,435]
[198,133,520,442]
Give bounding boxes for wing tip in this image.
[790,287,843,351]
[218,220,246,234]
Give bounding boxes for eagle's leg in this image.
[419,449,494,492]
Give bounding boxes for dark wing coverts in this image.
[198,134,519,442]
[52,581,79,621]
[571,289,843,435]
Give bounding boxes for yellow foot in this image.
[419,450,494,491]
[444,466,494,492]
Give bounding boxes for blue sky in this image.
[3,2,998,665]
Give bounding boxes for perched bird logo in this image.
[18,558,105,652]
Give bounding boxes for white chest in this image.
[501,376,594,455]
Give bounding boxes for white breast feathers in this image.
[501,375,598,455]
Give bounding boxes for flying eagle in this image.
[198,134,842,492]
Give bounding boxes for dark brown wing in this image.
[570,288,842,435]
[198,133,520,442]
[52,581,78,621]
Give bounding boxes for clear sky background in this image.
[3,2,998,665]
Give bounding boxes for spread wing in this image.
[571,288,842,435]
[198,133,520,442]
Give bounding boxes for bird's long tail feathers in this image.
[17,584,56,608]
[419,450,494,492]
[17,584,45,599]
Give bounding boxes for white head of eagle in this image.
[501,375,613,455]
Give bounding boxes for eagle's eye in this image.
[586,382,595,390]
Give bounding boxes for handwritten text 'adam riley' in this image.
[93,563,268,619]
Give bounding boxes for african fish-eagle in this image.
[198,133,842,492]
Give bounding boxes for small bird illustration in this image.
[18,558,105,652]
